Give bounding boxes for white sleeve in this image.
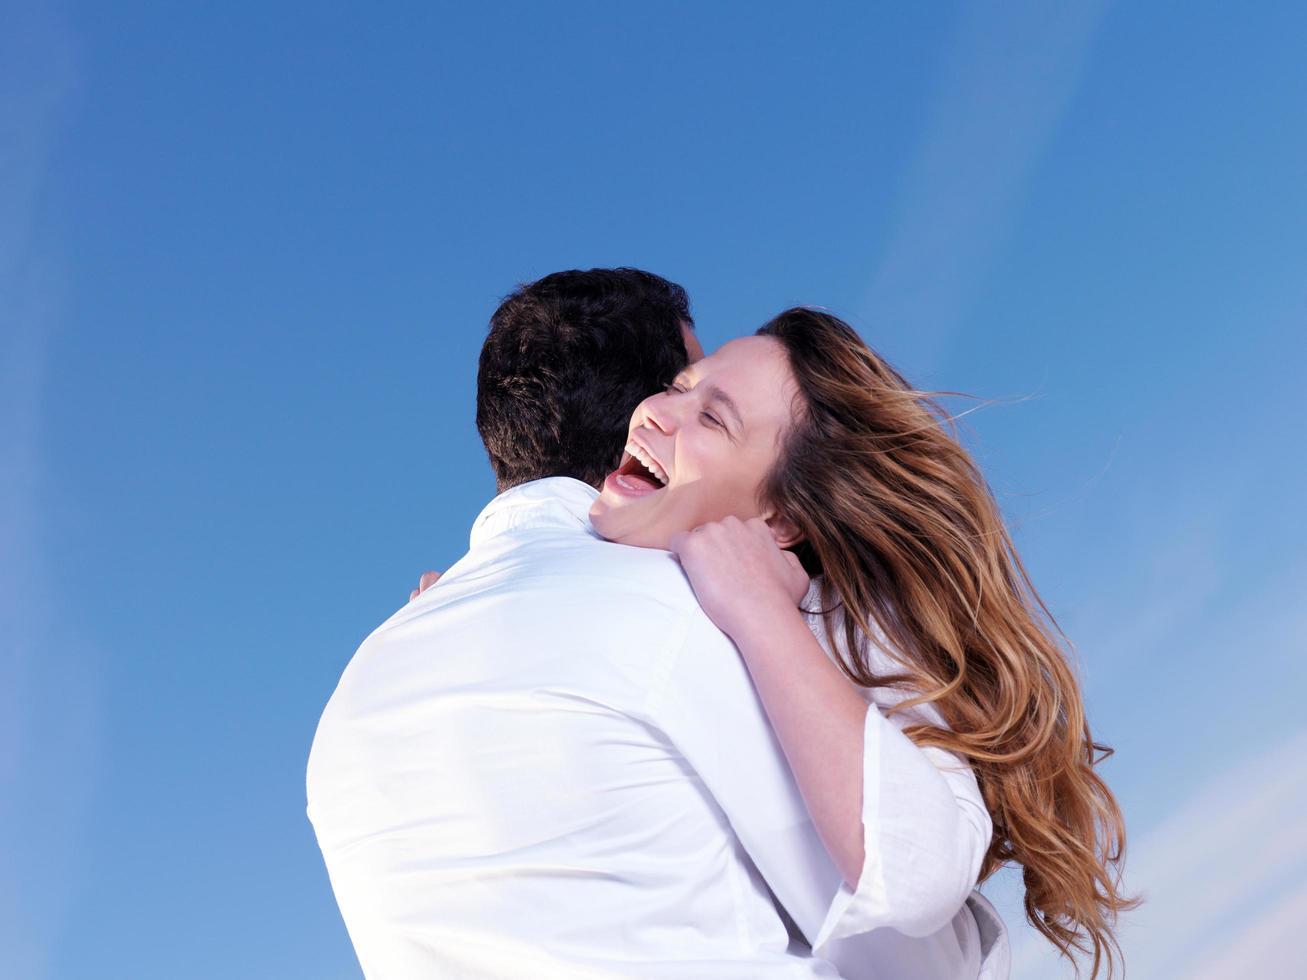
[810,618,993,951]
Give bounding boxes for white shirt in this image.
[801,604,1010,980]
[307,478,1009,979]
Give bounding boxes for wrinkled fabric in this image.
[308,477,1007,979]
[805,587,1009,979]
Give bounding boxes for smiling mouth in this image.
[607,444,668,496]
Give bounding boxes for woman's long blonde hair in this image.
[758,308,1138,978]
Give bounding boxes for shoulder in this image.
[463,532,730,655]
[607,538,742,612]
[444,527,704,608]
[548,536,710,614]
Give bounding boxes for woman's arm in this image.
[670,516,992,943]
[669,516,869,889]
[731,606,871,889]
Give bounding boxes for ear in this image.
[762,510,804,549]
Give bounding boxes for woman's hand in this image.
[668,516,809,641]
[408,570,442,602]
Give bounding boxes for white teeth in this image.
[626,442,668,485]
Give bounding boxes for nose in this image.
[641,390,678,435]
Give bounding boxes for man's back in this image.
[307,479,845,979]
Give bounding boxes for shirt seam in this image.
[725,844,756,954]
[641,609,697,719]
[644,612,758,955]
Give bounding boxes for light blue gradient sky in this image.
[3,2,1304,977]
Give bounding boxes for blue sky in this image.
[3,2,1304,977]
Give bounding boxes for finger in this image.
[675,526,711,553]
[782,551,810,596]
[761,516,794,548]
[419,570,441,593]
[409,588,419,602]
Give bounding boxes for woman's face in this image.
[589,335,800,550]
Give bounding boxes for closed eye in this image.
[667,379,729,434]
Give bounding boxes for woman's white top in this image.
[800,581,1010,979]
[307,478,1009,979]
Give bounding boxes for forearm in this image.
[731,608,869,890]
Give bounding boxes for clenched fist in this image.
[668,516,809,641]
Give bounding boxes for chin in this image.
[589,499,628,541]
[593,509,662,550]
[588,508,615,541]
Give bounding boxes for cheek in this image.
[675,463,766,526]
[710,452,773,520]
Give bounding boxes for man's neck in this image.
[497,473,601,495]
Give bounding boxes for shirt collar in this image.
[469,477,602,547]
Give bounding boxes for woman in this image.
[416,308,1135,978]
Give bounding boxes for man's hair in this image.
[476,268,693,491]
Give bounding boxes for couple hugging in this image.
[307,268,1132,980]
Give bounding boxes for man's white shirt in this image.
[307,478,1010,979]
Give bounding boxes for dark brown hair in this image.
[477,268,693,490]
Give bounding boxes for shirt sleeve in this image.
[810,698,992,951]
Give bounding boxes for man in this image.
[307,268,1007,978]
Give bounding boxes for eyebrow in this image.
[704,384,744,431]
